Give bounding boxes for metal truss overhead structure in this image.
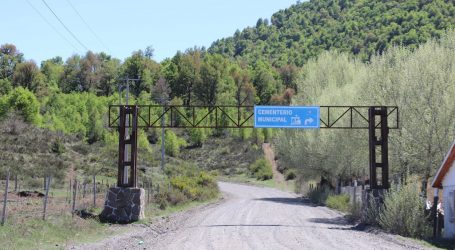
[110,105,398,190]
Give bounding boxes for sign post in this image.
[254,106,320,128]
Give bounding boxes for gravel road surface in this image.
[70,182,431,250]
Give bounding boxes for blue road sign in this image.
[254,106,320,128]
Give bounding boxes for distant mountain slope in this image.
[209,0,455,66]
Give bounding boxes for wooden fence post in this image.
[72,179,77,216]
[147,180,150,204]
[68,179,72,204]
[83,182,86,198]
[93,174,96,208]
[42,176,51,220]
[1,170,10,226]
[14,175,17,192]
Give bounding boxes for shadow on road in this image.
[307,216,349,226]
[254,197,317,206]
[204,224,300,228]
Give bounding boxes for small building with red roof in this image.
[432,140,455,239]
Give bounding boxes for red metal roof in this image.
[432,140,455,189]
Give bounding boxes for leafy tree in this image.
[60,55,82,92]
[98,54,121,96]
[195,54,229,105]
[41,57,64,91]
[163,130,187,157]
[12,61,46,93]
[0,78,12,95]
[121,50,161,96]
[79,51,102,93]
[0,43,23,80]
[166,49,203,105]
[6,87,42,124]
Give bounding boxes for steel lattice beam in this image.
[109,105,399,129]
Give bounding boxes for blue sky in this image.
[1,0,297,64]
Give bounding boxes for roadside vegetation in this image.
[277,31,454,242]
[0,215,112,249]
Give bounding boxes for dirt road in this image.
[71,182,430,250]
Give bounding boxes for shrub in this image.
[154,191,169,210]
[167,189,187,206]
[285,169,296,180]
[248,158,273,180]
[307,186,332,205]
[362,193,382,226]
[170,171,218,201]
[326,194,350,212]
[347,199,362,223]
[164,130,187,157]
[6,87,41,124]
[378,181,431,238]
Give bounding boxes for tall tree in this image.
[195,54,229,105]
[12,61,46,94]
[60,55,82,92]
[121,50,161,96]
[80,51,102,93]
[0,44,23,80]
[41,57,64,91]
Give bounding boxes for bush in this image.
[378,181,431,238]
[307,186,332,205]
[285,169,296,180]
[6,87,41,124]
[362,193,382,226]
[167,189,187,206]
[248,158,273,180]
[154,191,168,210]
[164,130,187,157]
[326,194,350,212]
[170,171,218,202]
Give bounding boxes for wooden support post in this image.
[72,179,77,216]
[1,170,10,226]
[14,175,17,192]
[83,182,86,198]
[43,176,51,220]
[93,175,96,207]
[68,179,72,204]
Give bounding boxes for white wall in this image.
[442,161,455,239]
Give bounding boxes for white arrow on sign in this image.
[304,117,314,125]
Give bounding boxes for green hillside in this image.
[209,0,455,66]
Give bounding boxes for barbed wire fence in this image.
[0,171,161,225]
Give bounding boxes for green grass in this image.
[326,194,350,212]
[0,215,116,250]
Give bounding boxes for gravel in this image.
[68,182,433,250]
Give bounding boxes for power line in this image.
[65,0,111,54]
[25,0,81,53]
[41,0,89,51]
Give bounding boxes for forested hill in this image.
[209,0,455,66]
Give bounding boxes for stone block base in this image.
[100,187,145,224]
